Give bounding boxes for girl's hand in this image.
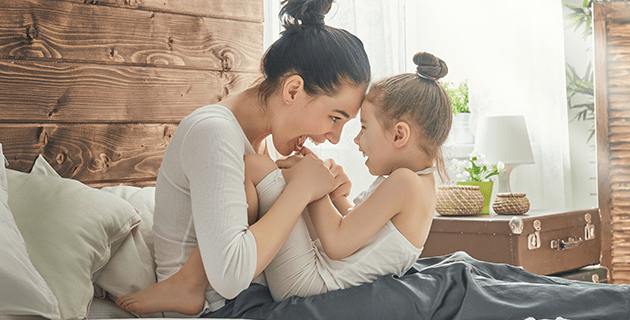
[275,146,316,169]
[280,154,334,203]
[324,158,351,200]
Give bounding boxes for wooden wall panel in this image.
[64,0,264,22]
[1,124,176,185]
[0,59,259,122]
[594,2,630,284]
[0,0,264,186]
[0,0,263,71]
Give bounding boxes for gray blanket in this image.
[205,252,630,320]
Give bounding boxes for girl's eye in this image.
[331,116,342,123]
[361,125,366,130]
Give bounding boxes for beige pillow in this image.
[0,147,61,319]
[30,156,157,300]
[7,166,141,319]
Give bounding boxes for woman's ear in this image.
[282,75,305,105]
[392,121,411,148]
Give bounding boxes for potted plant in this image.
[444,80,473,144]
[451,152,504,214]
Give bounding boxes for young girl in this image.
[115,51,451,312]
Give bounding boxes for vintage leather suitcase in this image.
[420,208,601,275]
[551,265,608,283]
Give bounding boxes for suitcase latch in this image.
[584,213,595,241]
[528,220,541,250]
[509,216,524,234]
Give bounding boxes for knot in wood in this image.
[56,152,66,164]
[26,25,39,41]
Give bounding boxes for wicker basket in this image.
[435,185,484,216]
[492,193,530,215]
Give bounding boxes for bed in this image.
[0,0,261,318]
[2,1,630,320]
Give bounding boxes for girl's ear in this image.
[392,121,411,148]
[282,75,305,105]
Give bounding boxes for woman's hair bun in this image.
[413,52,448,80]
[280,0,333,27]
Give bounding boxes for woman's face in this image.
[273,82,366,156]
[354,100,395,176]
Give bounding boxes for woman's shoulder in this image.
[182,105,236,127]
[180,105,245,139]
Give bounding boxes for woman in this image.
[147,0,370,315]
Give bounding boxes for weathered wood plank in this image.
[0,0,263,71]
[65,0,264,22]
[0,124,177,183]
[594,2,614,275]
[0,59,260,122]
[600,2,630,23]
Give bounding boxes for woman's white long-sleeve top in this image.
[152,105,262,312]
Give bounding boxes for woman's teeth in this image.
[309,137,321,146]
[297,135,307,150]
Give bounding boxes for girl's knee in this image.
[244,154,278,185]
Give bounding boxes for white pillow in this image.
[0,146,61,319]
[7,163,141,319]
[100,185,156,261]
[31,156,157,300]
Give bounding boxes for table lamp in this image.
[474,115,534,193]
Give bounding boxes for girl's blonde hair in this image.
[365,52,452,182]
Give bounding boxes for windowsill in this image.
[443,143,474,160]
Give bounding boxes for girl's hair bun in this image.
[413,52,448,80]
[280,0,333,27]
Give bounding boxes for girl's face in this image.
[354,100,396,176]
[274,82,366,156]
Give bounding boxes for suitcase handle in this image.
[550,236,583,250]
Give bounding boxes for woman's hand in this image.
[278,153,334,203]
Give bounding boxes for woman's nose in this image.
[326,127,343,145]
[327,132,341,144]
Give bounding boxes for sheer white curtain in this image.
[264,0,572,209]
[407,0,572,209]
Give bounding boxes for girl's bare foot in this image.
[114,271,207,316]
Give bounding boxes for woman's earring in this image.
[286,100,290,104]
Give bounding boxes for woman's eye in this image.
[331,116,341,123]
[361,125,366,130]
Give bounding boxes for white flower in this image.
[497,161,505,170]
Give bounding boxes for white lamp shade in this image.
[474,115,534,165]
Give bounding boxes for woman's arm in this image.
[182,117,334,299]
[307,168,434,260]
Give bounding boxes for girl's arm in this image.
[307,168,435,260]
[331,196,353,216]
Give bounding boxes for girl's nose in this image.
[353,131,361,145]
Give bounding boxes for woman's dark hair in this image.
[365,52,452,182]
[258,0,371,102]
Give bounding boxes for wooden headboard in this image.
[0,0,263,187]
[594,2,630,284]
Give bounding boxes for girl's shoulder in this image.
[385,168,436,196]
